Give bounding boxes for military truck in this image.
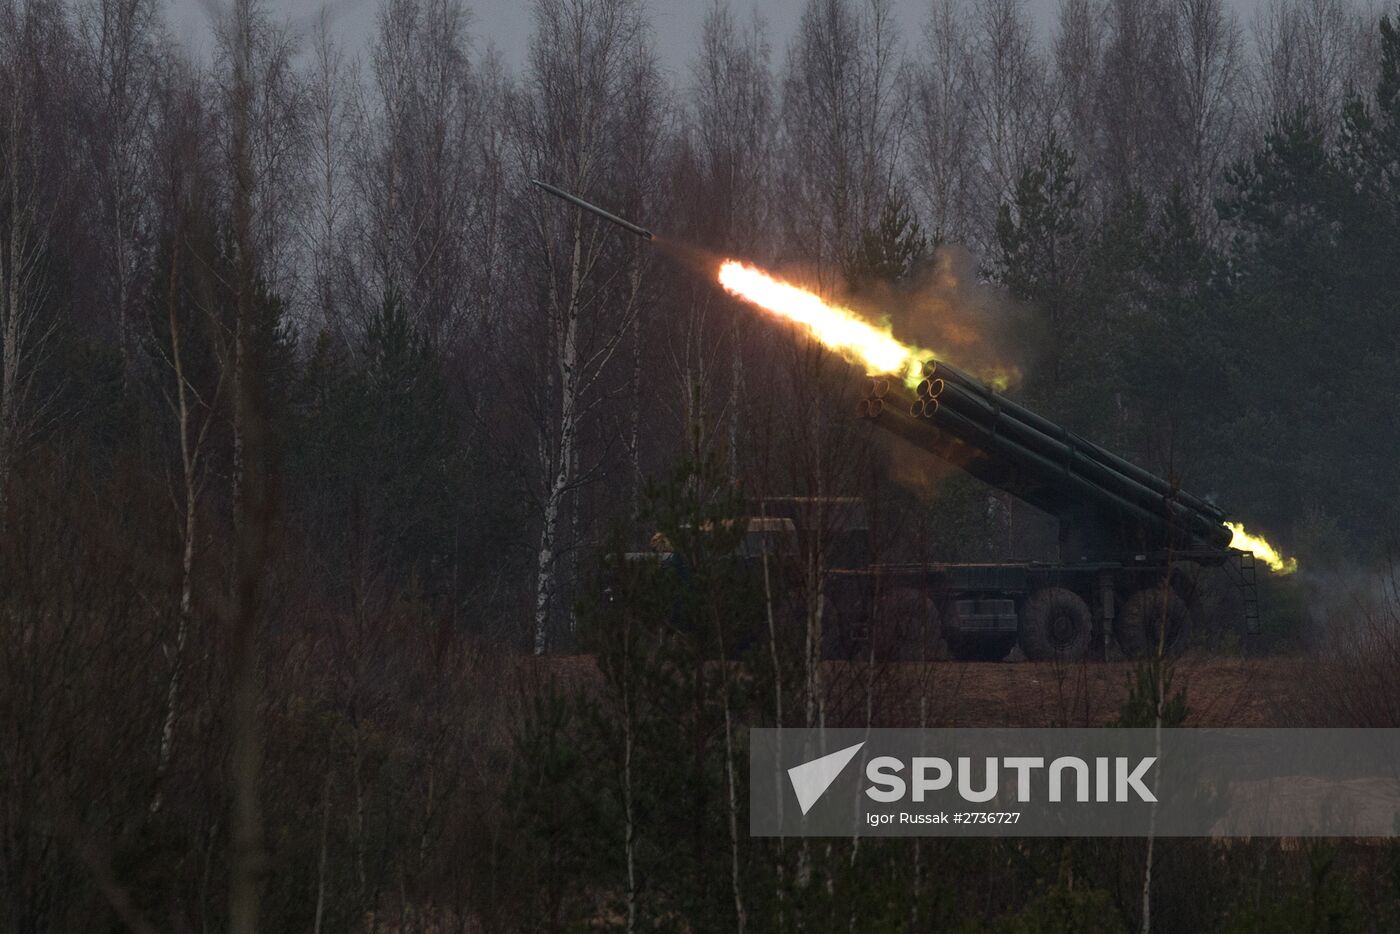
[719,357,1259,662]
[633,357,1257,662]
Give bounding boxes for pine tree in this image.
[994,136,1087,403]
[513,454,763,928]
[1214,109,1344,539]
[844,193,931,290]
[289,284,465,605]
[1122,185,1228,470]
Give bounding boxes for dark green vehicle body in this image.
[740,495,1253,663]
[629,359,1259,662]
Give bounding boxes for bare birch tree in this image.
[469,49,512,346]
[248,20,304,305]
[76,0,158,377]
[1057,0,1240,216]
[779,0,906,273]
[361,0,486,348]
[0,0,64,532]
[147,53,220,813]
[150,215,222,812]
[694,3,773,253]
[512,0,661,653]
[304,6,355,344]
[908,0,979,245]
[1248,0,1373,136]
[1097,0,1177,200]
[1054,0,1104,196]
[687,2,774,475]
[1162,0,1244,224]
[614,49,666,524]
[968,0,1047,246]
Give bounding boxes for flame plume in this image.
[718,260,932,386]
[1226,522,1298,574]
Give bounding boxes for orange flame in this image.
[718,260,932,386]
[1226,522,1298,574]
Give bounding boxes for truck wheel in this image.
[878,588,943,661]
[1116,588,1191,657]
[947,634,1015,662]
[1019,587,1093,661]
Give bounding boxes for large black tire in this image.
[946,633,1016,662]
[1019,587,1093,661]
[1116,587,1191,658]
[878,588,944,661]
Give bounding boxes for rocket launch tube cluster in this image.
[860,360,1233,550]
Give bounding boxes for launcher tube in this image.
[928,380,1230,546]
[927,359,1227,525]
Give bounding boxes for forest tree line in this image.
[3,0,1400,929]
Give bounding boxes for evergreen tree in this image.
[844,192,931,290]
[512,454,763,928]
[290,284,465,605]
[994,136,1088,405]
[1213,107,1385,545]
[1071,190,1152,441]
[1124,185,1229,474]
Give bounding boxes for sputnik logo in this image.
[788,741,865,815]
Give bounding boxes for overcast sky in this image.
[165,0,1279,90]
[164,0,1072,84]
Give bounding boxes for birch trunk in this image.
[152,398,196,807]
[532,214,583,654]
[152,237,217,812]
[522,0,657,654]
[717,623,747,932]
[758,506,787,925]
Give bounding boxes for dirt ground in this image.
[838,654,1313,728]
[529,653,1313,729]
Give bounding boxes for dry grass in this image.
[528,653,1312,728]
